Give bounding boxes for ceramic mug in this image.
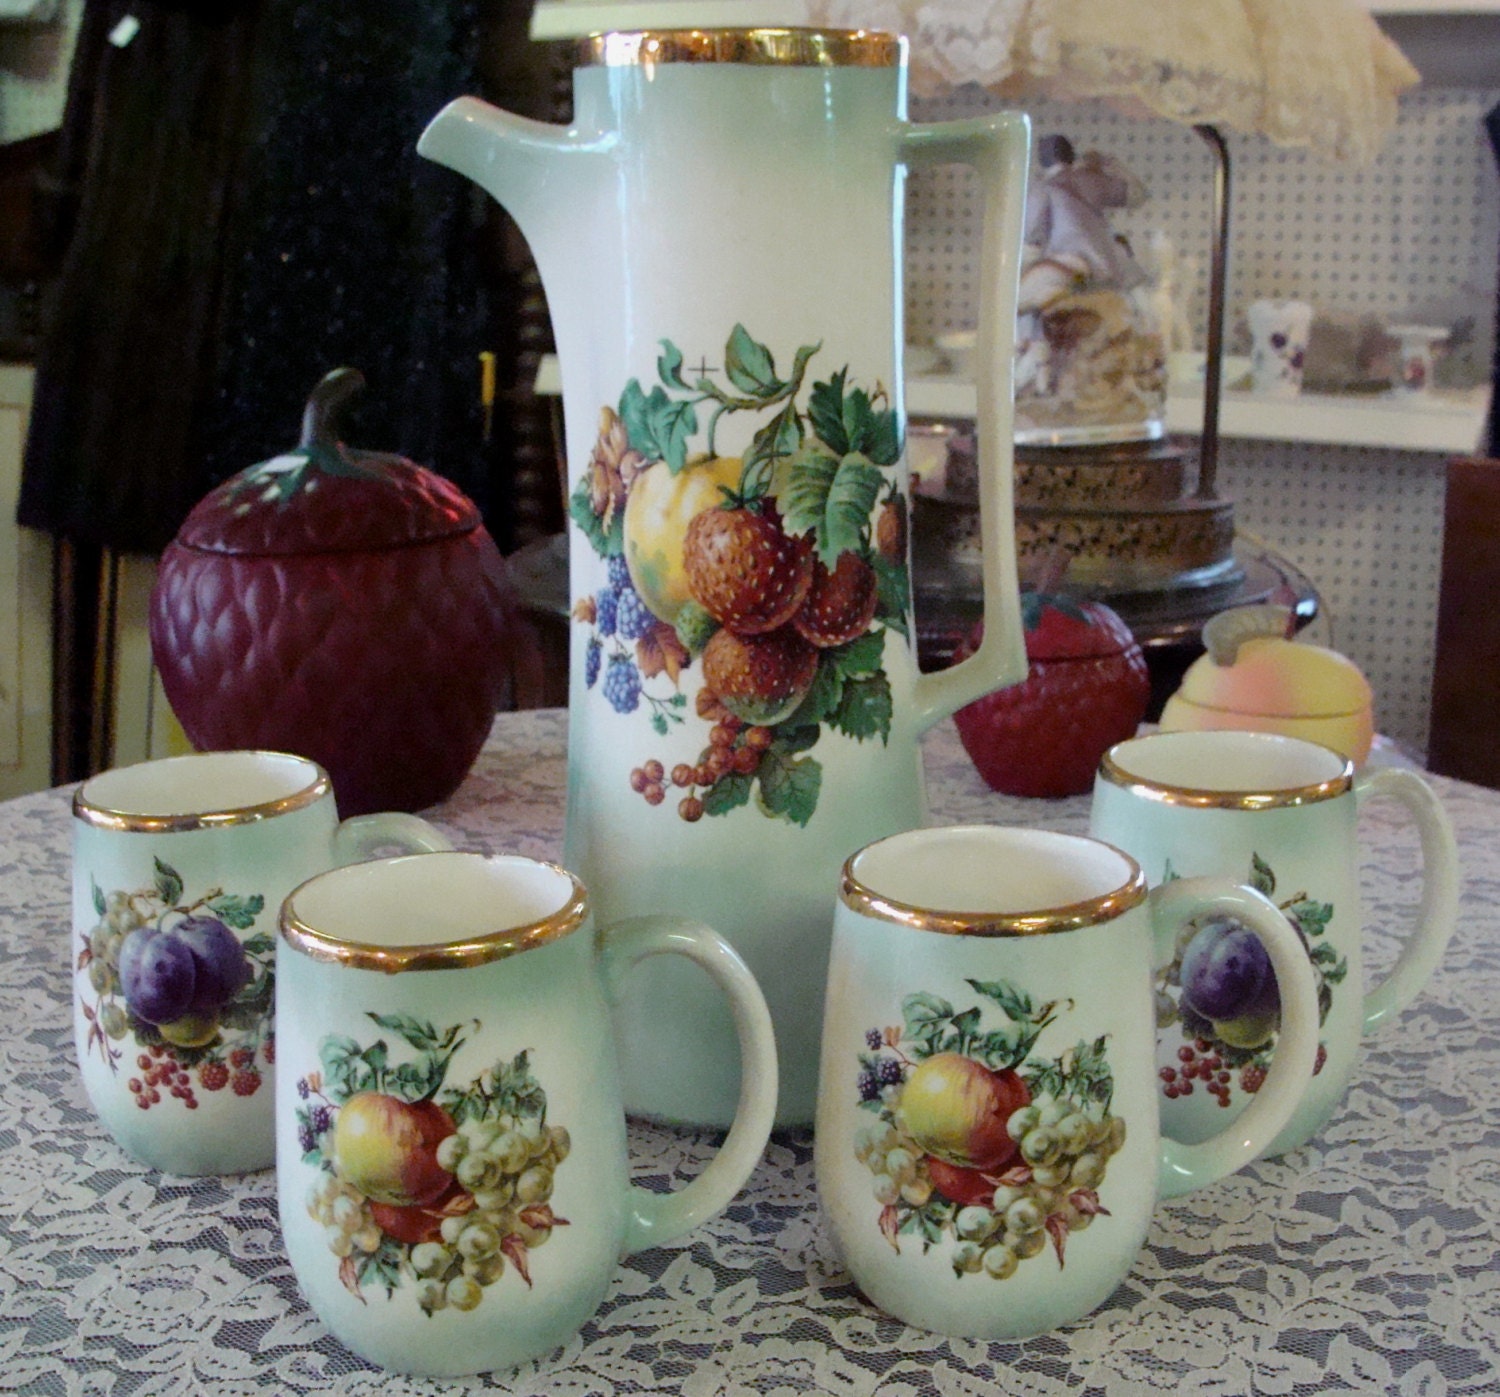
[1247,298,1313,397]
[1091,729,1460,1156]
[815,825,1318,1341]
[275,850,778,1377]
[72,750,449,1175]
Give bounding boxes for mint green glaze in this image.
[420,42,1031,1127]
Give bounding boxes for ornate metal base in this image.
[921,437,1242,598]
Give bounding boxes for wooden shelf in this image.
[905,374,1490,454]
[535,356,1489,453]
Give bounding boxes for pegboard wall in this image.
[905,85,1500,758]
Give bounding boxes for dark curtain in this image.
[18,0,504,553]
[17,0,262,552]
[1488,102,1500,458]
[15,0,549,781]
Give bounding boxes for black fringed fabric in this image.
[18,0,492,554]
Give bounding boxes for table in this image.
[4,710,1498,1394]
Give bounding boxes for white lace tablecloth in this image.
[4,710,1498,1394]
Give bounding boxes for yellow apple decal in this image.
[331,1091,457,1207]
[895,1052,1031,1172]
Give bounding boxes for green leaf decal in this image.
[206,893,265,930]
[724,324,784,397]
[92,879,106,918]
[780,448,882,565]
[568,475,623,558]
[703,770,753,817]
[618,379,657,455]
[1249,853,1276,897]
[902,992,955,1045]
[966,978,1034,1022]
[862,405,902,468]
[367,1013,452,1054]
[492,1050,548,1121]
[809,371,849,455]
[742,404,804,492]
[831,628,886,679]
[830,671,893,744]
[872,554,910,636]
[756,749,822,827]
[153,858,184,909]
[1286,898,1334,937]
[319,1035,369,1103]
[656,398,697,475]
[658,340,689,390]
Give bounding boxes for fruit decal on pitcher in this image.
[77,860,273,1107]
[1156,853,1345,1106]
[571,325,910,828]
[297,1016,570,1312]
[854,981,1123,1278]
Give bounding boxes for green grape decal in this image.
[298,1016,570,1312]
[855,982,1122,1278]
[571,324,911,829]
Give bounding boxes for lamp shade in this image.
[811,0,1418,162]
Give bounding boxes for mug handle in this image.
[901,112,1031,730]
[600,916,778,1253]
[1151,878,1321,1200]
[332,813,453,861]
[1354,767,1460,1034]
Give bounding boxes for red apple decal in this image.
[368,1179,467,1246]
[894,1053,1031,1171]
[331,1092,457,1207]
[926,1157,1003,1208]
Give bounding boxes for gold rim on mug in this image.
[839,850,1148,938]
[1097,748,1355,811]
[279,859,590,974]
[580,28,903,70]
[72,754,331,834]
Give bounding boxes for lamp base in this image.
[918,437,1242,598]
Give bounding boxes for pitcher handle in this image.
[1151,878,1321,1199]
[600,916,778,1253]
[901,112,1031,732]
[1355,767,1460,1034]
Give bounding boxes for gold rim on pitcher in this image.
[580,28,903,70]
[839,851,1148,938]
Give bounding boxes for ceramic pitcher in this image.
[419,28,1030,1126]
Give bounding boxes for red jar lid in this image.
[172,369,479,557]
[175,451,480,556]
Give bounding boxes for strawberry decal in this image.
[570,325,911,827]
[953,592,1149,798]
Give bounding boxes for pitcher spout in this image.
[417,95,608,245]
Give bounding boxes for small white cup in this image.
[1387,324,1448,395]
[1247,299,1313,397]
